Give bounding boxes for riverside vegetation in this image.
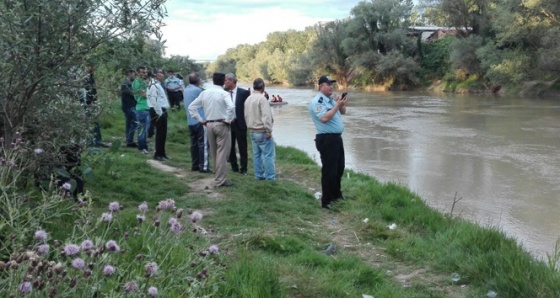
[2,105,560,297]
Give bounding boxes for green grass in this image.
[65,101,560,297]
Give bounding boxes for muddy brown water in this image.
[255,86,560,259]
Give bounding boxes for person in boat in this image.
[277,95,283,102]
[271,95,278,102]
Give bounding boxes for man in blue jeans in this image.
[121,69,137,147]
[184,73,210,173]
[244,78,275,181]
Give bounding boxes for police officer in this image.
[308,75,348,209]
[165,70,184,110]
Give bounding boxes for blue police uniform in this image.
[308,92,345,208]
[165,75,183,110]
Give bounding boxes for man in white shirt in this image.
[188,73,235,187]
[147,68,171,161]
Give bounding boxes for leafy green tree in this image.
[311,20,352,88]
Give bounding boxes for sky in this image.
[162,0,364,61]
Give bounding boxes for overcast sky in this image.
[161,0,364,61]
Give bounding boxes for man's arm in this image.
[147,85,163,116]
[260,97,274,135]
[224,92,235,123]
[320,96,347,123]
[188,95,204,123]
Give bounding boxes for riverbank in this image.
[87,108,560,296]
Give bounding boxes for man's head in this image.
[318,75,336,97]
[252,78,265,92]
[136,66,147,79]
[189,73,201,86]
[167,70,174,78]
[125,69,135,81]
[152,68,165,82]
[224,73,237,90]
[86,64,95,74]
[212,72,226,86]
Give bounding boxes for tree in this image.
[0,0,167,148]
[311,20,353,88]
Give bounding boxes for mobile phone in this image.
[341,92,348,99]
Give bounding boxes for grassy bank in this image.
[87,105,560,297]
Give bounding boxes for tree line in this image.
[207,0,560,94]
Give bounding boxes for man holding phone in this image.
[308,75,348,209]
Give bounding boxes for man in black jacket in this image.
[224,73,250,175]
[121,69,137,147]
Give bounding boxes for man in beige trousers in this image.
[188,73,235,187]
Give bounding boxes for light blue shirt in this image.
[184,84,204,126]
[308,92,344,134]
[165,75,182,92]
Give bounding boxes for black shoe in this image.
[154,156,165,161]
[240,171,247,176]
[218,181,234,187]
[191,167,200,172]
[126,142,138,148]
[232,167,239,172]
[162,156,171,161]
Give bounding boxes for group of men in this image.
[120,67,348,210]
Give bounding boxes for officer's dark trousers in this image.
[150,108,168,158]
[229,123,248,173]
[315,133,345,207]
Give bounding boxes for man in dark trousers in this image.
[121,69,137,147]
[224,73,250,175]
[308,75,349,209]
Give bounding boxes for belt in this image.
[317,133,341,136]
[207,119,225,123]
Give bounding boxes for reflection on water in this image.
[257,85,560,259]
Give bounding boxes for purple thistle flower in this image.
[170,222,183,234]
[138,202,148,213]
[108,202,121,212]
[189,211,203,223]
[168,217,177,226]
[123,281,138,293]
[145,262,159,276]
[101,212,112,222]
[34,148,44,155]
[72,258,85,270]
[148,286,158,297]
[208,245,219,255]
[105,240,120,252]
[62,182,72,191]
[64,244,81,256]
[19,281,32,293]
[81,240,94,251]
[37,244,50,255]
[34,230,48,242]
[103,265,115,276]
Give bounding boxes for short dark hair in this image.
[253,78,265,91]
[212,72,226,86]
[125,69,135,75]
[189,73,201,85]
[136,66,146,71]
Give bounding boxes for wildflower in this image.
[148,286,158,297]
[37,244,50,255]
[168,217,177,226]
[19,281,32,293]
[34,148,44,155]
[108,202,121,212]
[176,208,184,218]
[62,182,71,191]
[145,262,159,277]
[53,262,64,274]
[101,212,112,222]
[208,245,219,255]
[170,222,183,234]
[81,240,94,251]
[103,265,115,276]
[189,211,203,223]
[123,281,138,293]
[138,202,148,213]
[137,214,145,223]
[34,230,48,242]
[71,258,85,270]
[105,240,120,252]
[157,199,175,211]
[63,244,80,256]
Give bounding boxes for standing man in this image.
[121,69,137,147]
[188,73,235,187]
[308,75,349,209]
[165,70,184,111]
[147,69,171,161]
[224,73,250,175]
[83,64,110,147]
[132,66,151,154]
[184,73,210,173]
[244,78,275,181]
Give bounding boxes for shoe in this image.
[218,181,234,187]
[240,171,247,176]
[162,156,171,161]
[154,156,165,161]
[322,204,332,210]
[126,142,137,148]
[140,149,149,154]
[191,167,200,172]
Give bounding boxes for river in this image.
[258,86,560,259]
